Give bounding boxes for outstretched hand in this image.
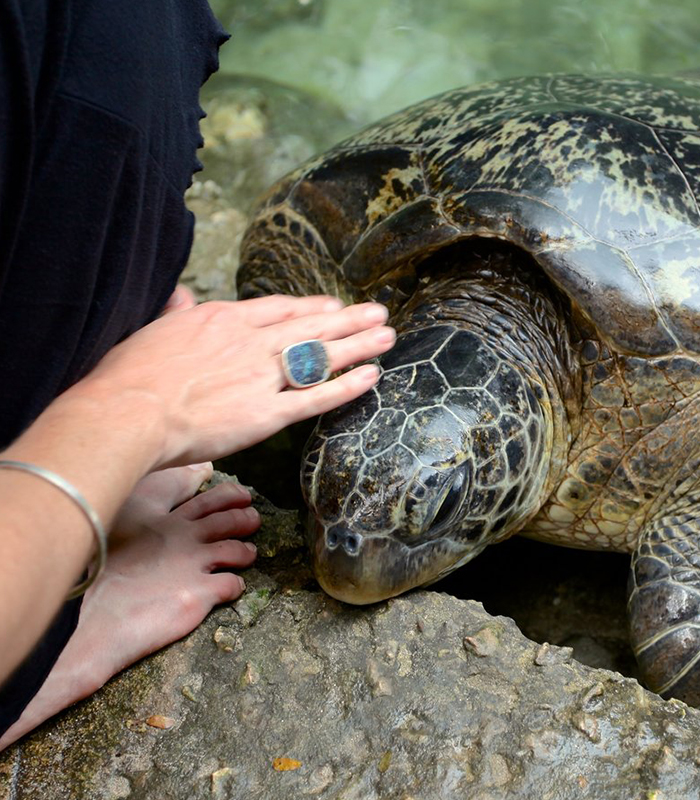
[77,294,395,469]
[0,291,394,731]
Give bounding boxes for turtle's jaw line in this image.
[316,573,404,606]
[312,527,476,606]
[313,536,406,605]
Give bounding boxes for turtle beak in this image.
[312,521,404,604]
[310,518,470,605]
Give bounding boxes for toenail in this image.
[243,542,257,553]
[374,326,396,343]
[188,462,213,472]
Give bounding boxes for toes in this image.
[178,482,253,521]
[160,284,197,316]
[204,540,257,570]
[128,463,214,512]
[208,572,247,604]
[196,507,260,541]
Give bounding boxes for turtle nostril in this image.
[325,526,363,555]
[343,532,362,555]
[326,529,340,549]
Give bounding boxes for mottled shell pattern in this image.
[240,74,700,356]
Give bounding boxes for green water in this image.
[211,0,699,125]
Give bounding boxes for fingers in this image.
[323,325,395,374]
[278,363,381,424]
[264,302,389,353]
[237,294,345,327]
[176,481,252,521]
[94,291,395,470]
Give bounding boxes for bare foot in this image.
[160,283,197,315]
[0,464,258,749]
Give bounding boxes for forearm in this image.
[0,295,393,683]
[0,384,164,682]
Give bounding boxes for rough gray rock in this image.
[1,475,700,800]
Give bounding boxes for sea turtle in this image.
[238,74,700,704]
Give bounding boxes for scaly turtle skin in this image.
[238,74,700,704]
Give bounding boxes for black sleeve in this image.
[0,4,84,737]
[0,0,228,736]
[0,0,34,297]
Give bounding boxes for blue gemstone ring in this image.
[281,339,331,389]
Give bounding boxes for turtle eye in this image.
[430,468,467,530]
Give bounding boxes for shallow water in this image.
[211,0,699,126]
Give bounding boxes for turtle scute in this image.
[238,73,700,705]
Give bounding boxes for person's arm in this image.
[0,390,162,683]
[0,294,394,683]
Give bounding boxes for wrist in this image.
[59,377,169,473]
[3,379,168,525]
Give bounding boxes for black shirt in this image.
[0,0,228,734]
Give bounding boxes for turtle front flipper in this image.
[628,507,700,704]
[238,186,353,303]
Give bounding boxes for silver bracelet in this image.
[0,459,107,599]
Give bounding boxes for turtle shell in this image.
[239,74,700,356]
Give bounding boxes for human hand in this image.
[75,295,395,469]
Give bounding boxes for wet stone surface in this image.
[1,474,699,799]
[181,74,348,301]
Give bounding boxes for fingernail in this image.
[243,542,257,553]
[238,577,246,592]
[364,304,389,323]
[323,298,344,312]
[374,326,396,343]
[244,507,260,522]
[357,364,380,382]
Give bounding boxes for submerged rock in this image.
[1,475,699,799]
[181,74,349,301]
[195,73,349,213]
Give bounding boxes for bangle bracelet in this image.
[0,459,107,599]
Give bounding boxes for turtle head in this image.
[303,324,552,604]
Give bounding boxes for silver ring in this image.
[281,339,331,389]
